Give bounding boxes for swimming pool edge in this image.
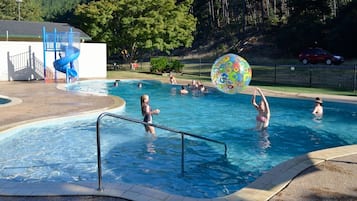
[227,144,357,201]
[0,145,356,201]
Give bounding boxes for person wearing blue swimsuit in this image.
[141,94,160,135]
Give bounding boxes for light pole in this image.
[16,0,22,21]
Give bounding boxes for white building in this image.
[0,20,107,81]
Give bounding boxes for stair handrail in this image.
[96,112,227,191]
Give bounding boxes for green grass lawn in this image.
[107,69,357,97]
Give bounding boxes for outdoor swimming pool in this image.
[0,80,356,198]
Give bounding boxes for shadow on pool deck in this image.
[0,80,357,201]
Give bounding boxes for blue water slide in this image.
[53,46,80,77]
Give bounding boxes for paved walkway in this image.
[0,81,123,131]
[0,80,356,201]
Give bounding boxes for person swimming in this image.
[138,82,142,88]
[251,87,271,130]
[180,85,189,94]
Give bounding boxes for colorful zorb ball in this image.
[211,53,252,94]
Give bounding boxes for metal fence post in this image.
[309,65,312,87]
[274,64,277,84]
[199,57,202,77]
[353,64,357,95]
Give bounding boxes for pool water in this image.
[0,80,356,198]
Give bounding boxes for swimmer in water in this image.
[251,87,271,131]
[312,97,323,119]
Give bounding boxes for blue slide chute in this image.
[53,46,80,78]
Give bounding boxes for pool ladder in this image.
[96,112,227,191]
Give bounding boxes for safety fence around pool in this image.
[107,61,357,92]
[182,62,357,91]
[251,64,357,91]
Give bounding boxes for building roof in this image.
[0,20,92,42]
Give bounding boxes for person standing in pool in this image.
[169,73,177,84]
[141,94,160,135]
[312,97,323,119]
[251,87,271,130]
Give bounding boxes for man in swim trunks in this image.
[140,94,160,135]
[312,97,323,119]
[251,87,271,130]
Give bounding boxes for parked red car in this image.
[298,48,344,65]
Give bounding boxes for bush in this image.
[150,57,168,73]
[170,59,184,72]
[150,57,184,73]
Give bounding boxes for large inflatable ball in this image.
[211,53,252,94]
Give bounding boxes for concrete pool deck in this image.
[0,80,356,201]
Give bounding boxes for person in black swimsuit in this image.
[140,94,160,135]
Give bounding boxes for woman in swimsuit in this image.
[140,94,160,135]
[251,87,271,130]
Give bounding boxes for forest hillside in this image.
[1,0,356,62]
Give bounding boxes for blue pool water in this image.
[0,80,356,198]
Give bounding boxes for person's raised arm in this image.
[257,88,270,118]
[251,88,259,109]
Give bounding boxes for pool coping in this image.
[0,94,22,108]
[0,79,356,201]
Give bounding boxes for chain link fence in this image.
[181,60,357,92]
[252,64,357,91]
[107,58,357,92]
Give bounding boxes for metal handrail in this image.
[96,112,227,191]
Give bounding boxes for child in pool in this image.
[251,87,271,130]
[140,94,160,135]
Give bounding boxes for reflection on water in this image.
[259,130,271,150]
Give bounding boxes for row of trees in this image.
[0,0,42,21]
[0,0,356,60]
[193,0,355,57]
[0,0,89,21]
[74,0,197,62]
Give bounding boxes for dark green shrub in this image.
[150,57,184,73]
[150,57,168,73]
[170,59,184,73]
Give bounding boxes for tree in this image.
[74,0,116,43]
[112,0,196,60]
[38,0,91,21]
[325,1,357,57]
[75,0,197,62]
[275,0,331,54]
[0,0,42,21]
[288,0,330,20]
